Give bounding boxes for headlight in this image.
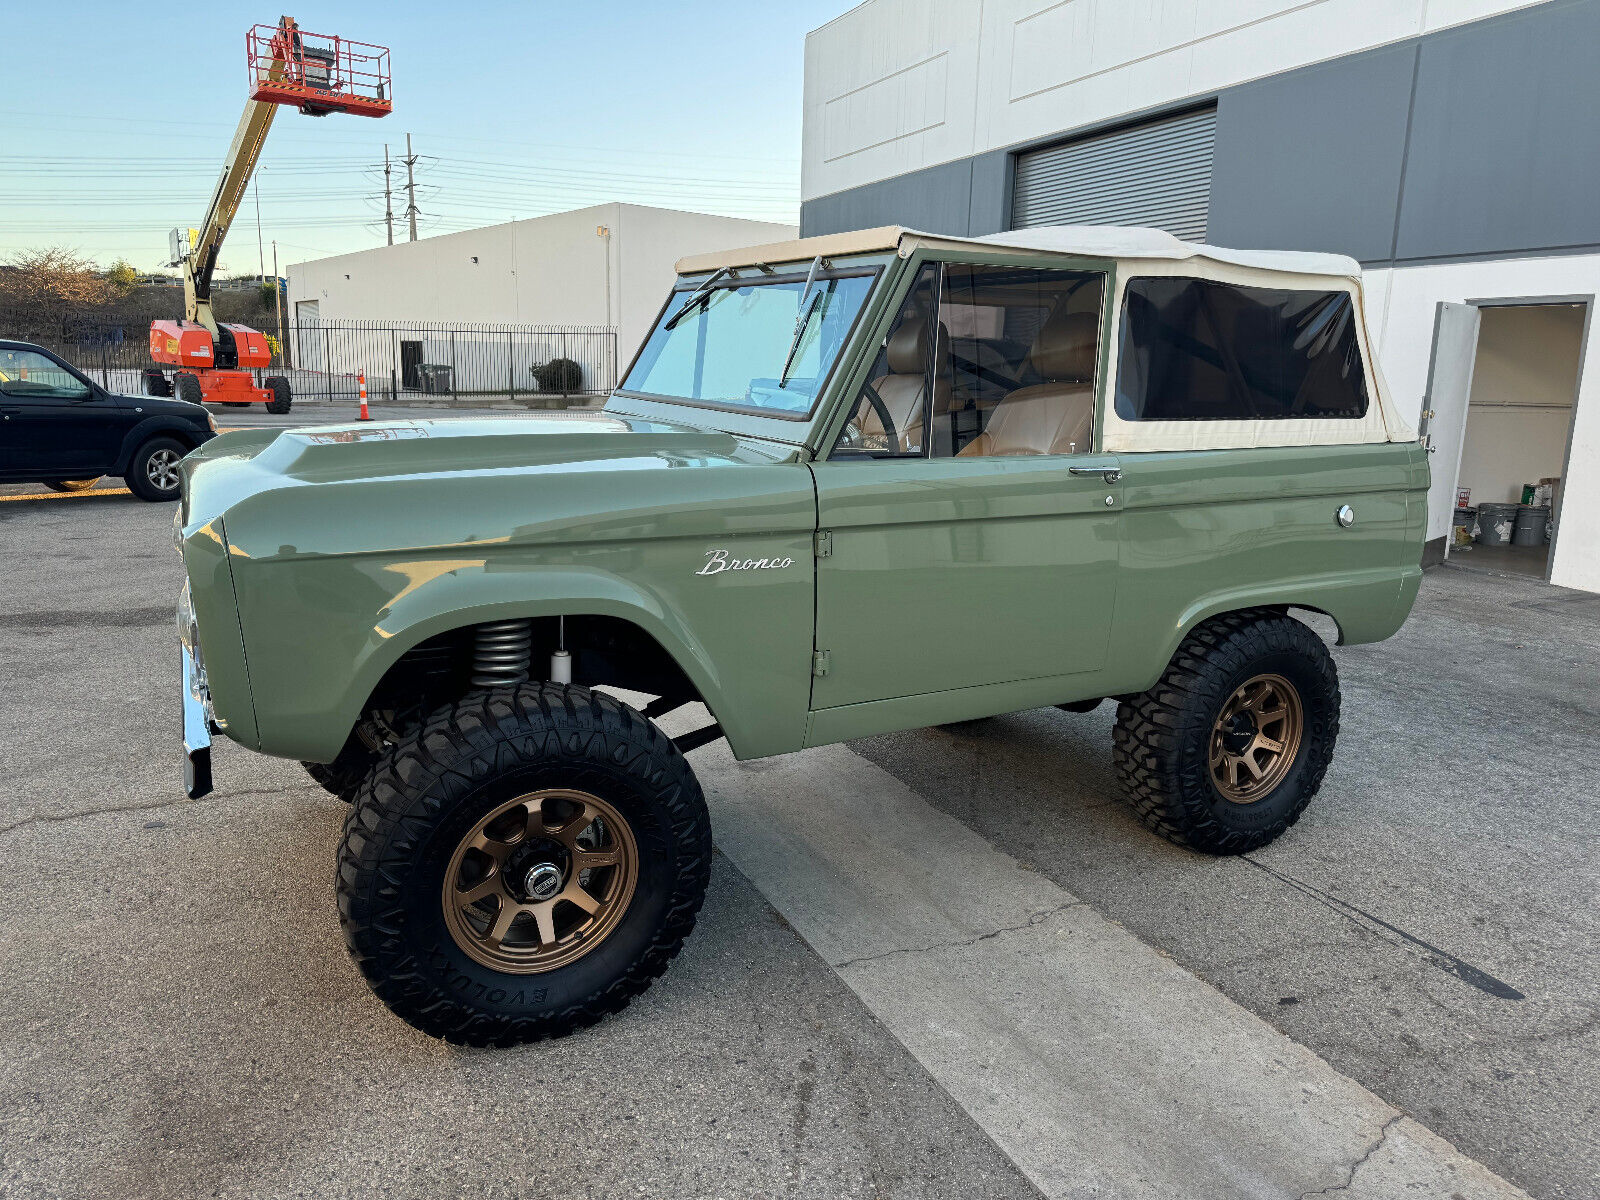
[206,411,218,432]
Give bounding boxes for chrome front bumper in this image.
[182,644,213,800]
[178,581,214,800]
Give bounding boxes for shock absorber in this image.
[470,619,532,688]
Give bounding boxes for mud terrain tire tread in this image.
[337,683,711,1045]
[1112,609,1340,855]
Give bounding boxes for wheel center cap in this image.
[523,862,563,902]
[1220,712,1257,754]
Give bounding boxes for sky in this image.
[0,0,853,274]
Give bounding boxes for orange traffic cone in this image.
[357,372,371,421]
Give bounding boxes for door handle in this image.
[1068,464,1122,484]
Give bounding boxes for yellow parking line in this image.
[0,487,133,503]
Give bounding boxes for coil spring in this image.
[471,619,532,688]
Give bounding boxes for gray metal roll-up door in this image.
[1011,107,1216,240]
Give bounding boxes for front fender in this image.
[114,416,212,474]
[233,538,816,765]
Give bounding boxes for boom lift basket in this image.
[247,23,392,117]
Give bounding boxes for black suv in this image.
[0,340,216,501]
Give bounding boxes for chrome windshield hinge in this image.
[814,530,833,559]
[812,650,831,677]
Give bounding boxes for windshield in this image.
[621,271,876,417]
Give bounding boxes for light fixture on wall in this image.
[471,256,479,263]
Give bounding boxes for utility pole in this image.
[254,175,266,281]
[403,133,419,242]
[383,143,395,246]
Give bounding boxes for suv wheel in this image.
[264,375,292,414]
[124,437,188,502]
[1112,610,1339,855]
[338,683,712,1045]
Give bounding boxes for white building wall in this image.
[288,204,796,363]
[803,0,1549,202]
[1363,252,1600,593]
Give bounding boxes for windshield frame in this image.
[613,263,884,422]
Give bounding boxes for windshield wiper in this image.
[779,255,827,388]
[663,267,733,330]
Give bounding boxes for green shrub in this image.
[532,356,583,393]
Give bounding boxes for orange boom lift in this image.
[146,17,392,412]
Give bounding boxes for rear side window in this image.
[1115,278,1368,421]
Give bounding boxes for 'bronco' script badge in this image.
[696,549,795,576]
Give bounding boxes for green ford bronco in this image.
[176,225,1427,1044]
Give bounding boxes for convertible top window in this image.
[1115,278,1369,422]
[621,270,875,417]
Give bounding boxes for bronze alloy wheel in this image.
[442,789,639,974]
[1209,673,1304,804]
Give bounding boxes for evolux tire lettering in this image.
[696,548,796,576]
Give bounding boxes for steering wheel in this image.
[860,382,899,450]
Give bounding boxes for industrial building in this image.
[801,0,1599,593]
[286,203,796,379]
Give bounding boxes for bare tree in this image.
[0,247,117,313]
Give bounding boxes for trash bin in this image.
[418,363,454,395]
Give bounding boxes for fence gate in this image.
[0,312,618,406]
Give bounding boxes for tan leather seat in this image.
[958,309,1099,457]
[858,319,953,451]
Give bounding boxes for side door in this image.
[808,258,1123,730]
[0,348,124,478]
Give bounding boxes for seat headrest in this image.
[885,317,948,375]
[1028,309,1099,383]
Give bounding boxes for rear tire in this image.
[264,375,291,415]
[124,436,187,502]
[142,368,172,397]
[43,478,102,493]
[338,683,712,1045]
[1112,610,1339,855]
[173,372,203,406]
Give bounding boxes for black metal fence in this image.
[2,311,618,405]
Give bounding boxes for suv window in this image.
[0,349,90,400]
[623,270,876,417]
[1115,278,1369,421]
[832,263,1105,459]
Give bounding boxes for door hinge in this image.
[812,650,830,677]
[814,530,833,559]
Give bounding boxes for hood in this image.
[179,411,806,554]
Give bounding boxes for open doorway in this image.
[1448,300,1587,581]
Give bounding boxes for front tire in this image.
[124,436,187,502]
[1112,610,1339,855]
[338,684,712,1045]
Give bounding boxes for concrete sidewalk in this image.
[691,738,1530,1200]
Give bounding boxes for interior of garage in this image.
[1449,302,1586,579]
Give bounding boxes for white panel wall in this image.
[1363,252,1599,593]
[287,205,795,366]
[803,0,1550,201]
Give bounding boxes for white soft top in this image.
[674,224,1360,281]
[672,224,1413,450]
